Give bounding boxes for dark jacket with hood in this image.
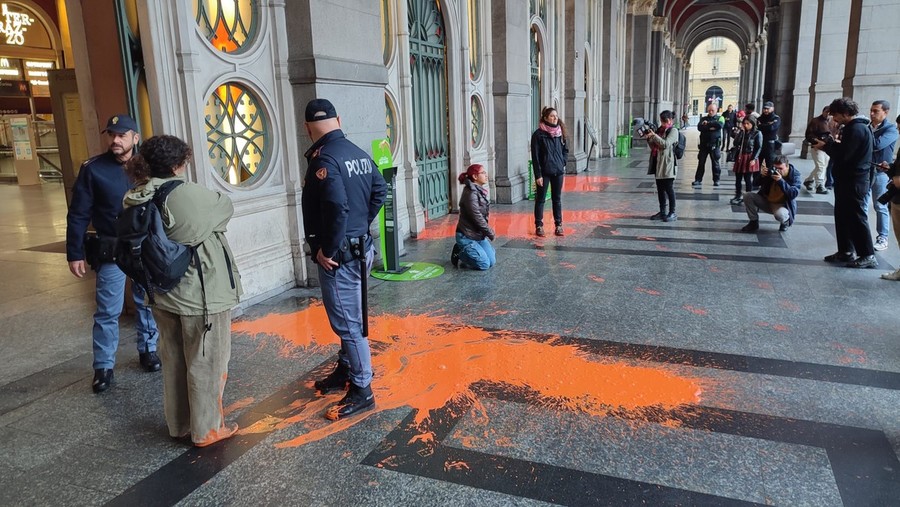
[823,116,873,179]
[758,163,802,225]
[531,127,568,179]
[456,179,494,241]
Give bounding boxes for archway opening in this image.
[687,36,740,118]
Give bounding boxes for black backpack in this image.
[674,129,686,160]
[115,180,194,303]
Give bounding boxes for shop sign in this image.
[0,3,34,46]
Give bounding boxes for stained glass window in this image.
[470,95,483,147]
[204,82,269,186]
[467,0,481,79]
[194,0,257,53]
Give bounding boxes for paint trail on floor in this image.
[415,209,626,240]
[635,287,662,296]
[233,303,704,449]
[683,305,708,316]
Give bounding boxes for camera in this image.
[768,165,780,176]
[878,183,898,205]
[637,122,658,137]
[805,133,833,146]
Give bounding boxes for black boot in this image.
[314,361,349,393]
[325,383,375,420]
[92,369,114,393]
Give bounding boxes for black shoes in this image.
[326,383,375,420]
[92,369,113,393]
[729,196,743,205]
[804,181,814,191]
[713,181,720,187]
[741,220,759,232]
[691,181,702,188]
[314,361,350,393]
[650,211,665,220]
[139,351,161,372]
[450,244,460,268]
[554,225,564,236]
[816,186,829,195]
[663,212,677,222]
[846,255,878,269]
[535,226,545,237]
[824,252,855,263]
[779,222,790,232]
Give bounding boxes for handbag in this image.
[726,147,737,163]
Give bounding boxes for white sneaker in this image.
[874,236,889,251]
[880,269,900,281]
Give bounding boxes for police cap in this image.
[102,114,139,134]
[305,99,337,122]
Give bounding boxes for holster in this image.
[338,235,372,264]
[83,232,117,271]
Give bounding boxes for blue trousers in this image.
[455,232,496,270]
[93,263,159,369]
[865,171,891,239]
[318,248,374,388]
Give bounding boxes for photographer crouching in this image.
[741,154,801,233]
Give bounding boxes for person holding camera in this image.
[451,164,496,270]
[65,114,160,394]
[868,100,897,252]
[877,152,900,280]
[643,110,679,222]
[729,115,762,205]
[531,106,569,236]
[740,155,801,232]
[803,106,837,195]
[811,97,877,268]
[691,103,725,188]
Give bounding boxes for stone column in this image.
[491,0,531,203]
[600,0,622,157]
[563,0,587,172]
[628,3,654,125]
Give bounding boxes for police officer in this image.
[66,114,160,393]
[301,99,387,419]
[691,102,725,187]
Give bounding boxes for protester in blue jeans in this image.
[66,114,160,394]
[451,164,496,270]
[867,101,898,251]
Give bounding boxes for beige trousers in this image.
[153,308,232,445]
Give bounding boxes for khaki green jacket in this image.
[123,176,242,315]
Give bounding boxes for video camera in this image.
[637,122,658,137]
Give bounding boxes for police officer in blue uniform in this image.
[301,99,387,419]
[66,114,160,393]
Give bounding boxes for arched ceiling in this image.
[656,0,768,59]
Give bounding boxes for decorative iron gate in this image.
[409,0,450,219]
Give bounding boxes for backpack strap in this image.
[152,180,185,210]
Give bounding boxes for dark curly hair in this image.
[828,97,859,117]
[127,135,193,183]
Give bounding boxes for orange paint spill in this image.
[444,460,471,472]
[683,305,708,316]
[588,275,605,283]
[562,174,618,192]
[224,397,254,416]
[688,253,708,260]
[635,287,662,296]
[559,262,577,269]
[755,321,789,332]
[415,209,625,240]
[233,303,703,449]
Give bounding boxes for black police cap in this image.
[102,114,138,134]
[305,99,337,122]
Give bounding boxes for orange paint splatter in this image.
[683,305,708,316]
[224,397,254,416]
[779,300,800,312]
[559,262,577,269]
[688,253,708,260]
[755,322,789,332]
[536,251,547,257]
[755,281,773,290]
[709,266,722,273]
[588,275,605,283]
[655,244,669,251]
[415,209,625,240]
[636,236,656,241]
[830,343,868,365]
[444,460,471,472]
[562,174,618,192]
[233,303,703,449]
[635,287,662,296]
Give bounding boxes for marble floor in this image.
[1,133,899,506]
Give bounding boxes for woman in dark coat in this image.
[531,106,569,237]
[451,164,496,270]
[730,115,763,205]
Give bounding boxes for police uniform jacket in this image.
[65,151,133,261]
[301,129,387,260]
[757,112,782,142]
[697,114,724,147]
[123,177,242,316]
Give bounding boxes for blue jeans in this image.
[825,158,834,188]
[318,248,374,388]
[455,232,496,270]
[93,263,159,369]
[866,171,891,239]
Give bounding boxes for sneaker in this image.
[535,226,545,237]
[846,255,878,269]
[139,351,161,372]
[92,369,114,394]
[691,181,702,188]
[554,225,564,236]
[741,220,759,232]
[663,212,677,222]
[314,360,349,393]
[450,244,460,267]
[804,181,813,191]
[194,422,239,447]
[880,269,900,281]
[824,252,855,263]
[325,383,375,420]
[816,186,829,195]
[874,236,888,251]
[779,222,790,232]
[729,196,743,205]
[650,211,665,220]
[713,181,720,187]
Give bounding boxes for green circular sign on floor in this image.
[371,262,444,281]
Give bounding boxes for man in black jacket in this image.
[757,101,782,174]
[691,103,724,187]
[812,97,877,268]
